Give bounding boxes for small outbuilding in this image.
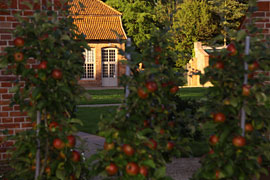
[71,0,127,87]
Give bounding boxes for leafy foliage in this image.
[0,1,90,179]
[88,28,190,179]
[192,3,270,179]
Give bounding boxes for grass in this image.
[78,87,208,105]
[79,89,125,105]
[75,106,118,134]
[76,87,208,134]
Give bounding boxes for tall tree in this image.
[172,0,218,67]
[207,0,248,45]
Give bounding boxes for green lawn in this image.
[75,106,118,134]
[79,89,125,105]
[78,87,208,105]
[75,87,209,157]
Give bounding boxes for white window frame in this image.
[82,48,96,80]
[101,48,118,78]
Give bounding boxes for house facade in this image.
[71,0,127,87]
[187,0,270,87]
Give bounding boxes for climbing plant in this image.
[192,1,270,179]
[88,28,190,179]
[0,0,90,179]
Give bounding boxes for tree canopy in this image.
[104,0,247,68]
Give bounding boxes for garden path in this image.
[76,132,201,180]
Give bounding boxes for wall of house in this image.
[0,0,41,173]
[78,41,126,88]
[240,0,270,38]
[187,42,212,87]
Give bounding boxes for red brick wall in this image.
[241,1,270,38]
[0,0,61,172]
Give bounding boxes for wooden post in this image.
[35,111,41,180]
[125,38,131,99]
[241,36,250,136]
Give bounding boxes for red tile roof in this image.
[70,0,127,40]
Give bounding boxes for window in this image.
[102,48,117,78]
[82,48,95,79]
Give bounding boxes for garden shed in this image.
[71,0,127,87]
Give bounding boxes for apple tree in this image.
[192,3,270,180]
[88,29,190,179]
[0,1,90,179]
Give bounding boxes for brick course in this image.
[241,1,270,39]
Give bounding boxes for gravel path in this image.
[76,132,201,180]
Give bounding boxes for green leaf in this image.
[56,168,66,180]
[69,118,83,126]
[61,35,70,41]
[9,84,20,93]
[154,166,166,178]
[141,159,156,168]
[224,160,234,176]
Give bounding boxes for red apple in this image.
[242,85,251,96]
[170,85,179,94]
[67,135,76,148]
[39,33,49,41]
[122,144,135,156]
[257,156,263,165]
[146,81,158,92]
[155,55,160,64]
[51,69,63,80]
[232,136,246,147]
[208,149,214,154]
[209,135,219,145]
[38,61,48,70]
[137,88,148,99]
[70,175,76,180]
[53,138,65,150]
[245,123,254,132]
[248,61,259,71]
[139,166,148,177]
[215,170,220,179]
[214,61,224,69]
[106,163,118,176]
[213,113,226,123]
[143,120,150,127]
[227,43,237,56]
[154,46,162,53]
[104,142,115,151]
[71,150,80,162]
[45,167,51,175]
[147,139,157,150]
[160,129,165,134]
[14,37,24,47]
[14,52,24,62]
[126,162,139,176]
[167,142,174,150]
[49,121,60,132]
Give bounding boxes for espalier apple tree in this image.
[192,1,270,179]
[89,29,190,179]
[0,0,90,179]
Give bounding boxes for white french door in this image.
[101,48,118,86]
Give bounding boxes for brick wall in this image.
[240,0,270,38]
[0,0,64,173]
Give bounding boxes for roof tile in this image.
[70,0,127,40]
